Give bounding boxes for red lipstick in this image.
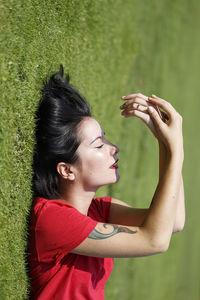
[110,159,119,169]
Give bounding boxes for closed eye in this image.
[96,144,104,148]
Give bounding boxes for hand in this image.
[147,94,183,154]
[120,93,183,155]
[120,93,167,139]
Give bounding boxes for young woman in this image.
[28,65,185,299]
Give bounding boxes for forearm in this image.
[173,175,185,232]
[158,141,167,181]
[158,141,185,232]
[141,149,183,250]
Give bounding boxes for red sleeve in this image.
[35,201,97,262]
[89,197,112,223]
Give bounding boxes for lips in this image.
[110,159,119,168]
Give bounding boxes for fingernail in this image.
[122,96,126,99]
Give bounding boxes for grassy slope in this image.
[0,0,199,299]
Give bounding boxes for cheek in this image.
[89,151,106,169]
[83,151,107,174]
[76,145,109,176]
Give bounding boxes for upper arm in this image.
[109,197,148,226]
[71,221,164,258]
[70,198,169,258]
[108,198,181,235]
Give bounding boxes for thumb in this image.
[148,106,164,129]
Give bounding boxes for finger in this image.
[121,93,148,101]
[120,97,150,110]
[160,110,169,123]
[151,101,169,122]
[121,102,149,112]
[121,94,137,100]
[148,106,166,128]
[154,105,164,121]
[121,106,158,138]
[147,97,175,119]
[133,103,148,112]
[121,108,150,120]
[151,94,174,120]
[151,94,164,100]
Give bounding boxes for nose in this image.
[111,143,120,155]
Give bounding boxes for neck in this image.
[58,180,97,215]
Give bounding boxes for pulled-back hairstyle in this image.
[32,65,92,199]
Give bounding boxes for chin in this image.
[100,176,120,188]
[115,174,120,183]
[110,173,120,184]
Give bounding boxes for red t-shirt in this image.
[28,196,113,300]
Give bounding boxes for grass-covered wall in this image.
[0,1,200,299]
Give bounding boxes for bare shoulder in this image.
[110,197,132,207]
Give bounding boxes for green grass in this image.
[0,0,200,299]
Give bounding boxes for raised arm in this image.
[118,93,185,233]
[71,95,184,258]
[158,140,185,232]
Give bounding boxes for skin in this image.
[57,93,185,258]
[57,117,120,215]
[118,93,185,232]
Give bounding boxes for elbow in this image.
[173,218,185,233]
[150,237,170,254]
[174,209,186,233]
[155,241,170,254]
[158,241,170,253]
[141,228,171,255]
[173,223,185,233]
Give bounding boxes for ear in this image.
[57,162,75,181]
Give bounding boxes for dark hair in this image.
[32,65,92,199]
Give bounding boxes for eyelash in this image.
[96,144,104,148]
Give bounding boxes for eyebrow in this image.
[90,132,105,145]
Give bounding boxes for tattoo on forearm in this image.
[88,224,137,240]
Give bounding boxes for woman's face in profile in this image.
[75,117,120,191]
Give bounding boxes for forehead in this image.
[78,117,103,141]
